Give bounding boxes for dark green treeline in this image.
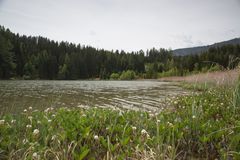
[0,26,240,80]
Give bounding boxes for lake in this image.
[0,80,188,114]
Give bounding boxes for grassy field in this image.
[159,68,239,86]
[0,73,240,159]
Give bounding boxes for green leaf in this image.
[79,148,90,160]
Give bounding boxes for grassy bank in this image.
[1,83,240,159]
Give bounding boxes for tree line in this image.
[0,26,240,80]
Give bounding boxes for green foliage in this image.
[1,26,240,80]
[119,70,136,80]
[0,86,240,159]
[0,29,15,79]
[110,73,120,80]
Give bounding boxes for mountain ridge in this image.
[173,38,240,56]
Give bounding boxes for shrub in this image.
[110,73,120,80]
[119,70,136,80]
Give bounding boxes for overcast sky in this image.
[0,0,240,52]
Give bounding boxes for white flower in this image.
[141,129,148,135]
[29,106,32,110]
[11,119,16,124]
[32,152,40,159]
[52,114,56,118]
[51,135,57,141]
[141,129,150,139]
[167,145,172,150]
[44,108,50,113]
[23,138,29,144]
[24,109,27,112]
[174,101,178,105]
[28,116,33,120]
[220,103,224,106]
[37,120,41,124]
[149,114,154,117]
[132,126,137,131]
[48,119,52,123]
[94,135,99,140]
[192,115,196,119]
[167,122,173,127]
[33,129,40,136]
[26,124,32,128]
[0,120,5,125]
[157,120,160,123]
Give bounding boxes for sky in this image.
[0,0,240,52]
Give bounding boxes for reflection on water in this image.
[0,80,188,114]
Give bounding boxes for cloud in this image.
[172,34,204,48]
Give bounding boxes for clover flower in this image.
[23,138,29,144]
[26,124,32,128]
[141,129,150,139]
[0,119,5,125]
[32,152,40,159]
[132,126,137,131]
[11,119,16,124]
[94,135,99,140]
[51,135,57,141]
[33,129,40,136]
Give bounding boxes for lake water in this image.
[0,80,188,114]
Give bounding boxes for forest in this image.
[1,26,240,80]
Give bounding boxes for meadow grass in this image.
[0,83,240,159]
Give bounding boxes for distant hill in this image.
[173,38,240,56]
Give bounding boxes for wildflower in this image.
[24,109,27,112]
[141,129,148,135]
[44,108,50,113]
[48,119,52,123]
[174,101,178,105]
[132,126,137,131]
[52,114,56,118]
[94,135,99,140]
[51,135,57,141]
[167,122,173,127]
[11,119,16,124]
[26,124,32,128]
[28,116,33,121]
[29,106,32,110]
[33,129,40,136]
[149,113,154,118]
[157,120,160,123]
[32,152,40,159]
[141,129,150,139]
[220,103,224,106]
[82,114,86,117]
[167,145,172,150]
[0,119,5,125]
[23,138,29,144]
[37,120,41,124]
[192,115,196,119]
